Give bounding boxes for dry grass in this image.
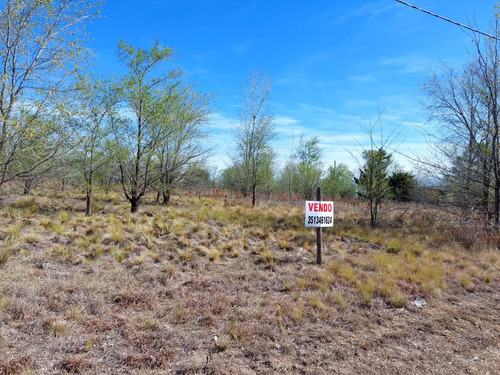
[0,190,499,374]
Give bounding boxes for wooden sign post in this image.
[316,187,322,265]
[304,187,334,266]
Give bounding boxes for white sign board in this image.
[305,201,334,227]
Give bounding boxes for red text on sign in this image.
[307,203,333,213]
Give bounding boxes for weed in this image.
[179,248,194,262]
[460,275,471,289]
[39,217,52,228]
[357,278,376,305]
[65,307,82,320]
[86,339,95,352]
[277,306,285,333]
[52,244,74,261]
[75,236,91,250]
[298,277,307,289]
[8,222,23,237]
[338,264,358,284]
[282,279,292,291]
[214,334,230,352]
[332,291,348,309]
[485,273,493,283]
[278,237,292,250]
[162,263,175,277]
[0,250,9,266]
[141,317,159,331]
[110,227,124,243]
[0,296,11,310]
[60,211,70,224]
[11,197,39,214]
[48,320,68,337]
[390,292,406,308]
[208,248,221,262]
[48,222,66,234]
[260,246,274,268]
[378,279,394,299]
[242,234,250,250]
[387,238,404,254]
[229,313,247,343]
[310,295,327,312]
[329,260,341,275]
[171,218,188,238]
[89,234,100,245]
[177,302,185,322]
[293,308,303,322]
[112,250,126,263]
[128,254,146,267]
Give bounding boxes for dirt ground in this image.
[0,194,499,374]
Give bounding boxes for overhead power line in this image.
[395,0,500,41]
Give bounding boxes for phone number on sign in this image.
[306,216,333,225]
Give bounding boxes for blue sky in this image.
[86,0,498,174]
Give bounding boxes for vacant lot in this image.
[0,191,499,374]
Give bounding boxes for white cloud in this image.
[209,112,235,132]
[275,116,299,126]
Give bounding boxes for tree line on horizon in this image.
[1,0,500,232]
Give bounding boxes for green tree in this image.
[113,39,182,213]
[73,74,117,216]
[323,163,355,200]
[9,112,71,194]
[389,171,416,202]
[178,162,212,190]
[233,69,276,207]
[294,135,323,200]
[0,0,102,188]
[219,165,241,192]
[257,151,276,199]
[356,148,392,227]
[154,86,213,205]
[276,160,298,200]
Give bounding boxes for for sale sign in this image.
[305,201,334,227]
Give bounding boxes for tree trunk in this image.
[86,187,92,216]
[162,189,171,205]
[130,197,139,213]
[252,184,256,207]
[481,157,491,220]
[23,179,32,195]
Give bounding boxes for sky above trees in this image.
[85,0,498,172]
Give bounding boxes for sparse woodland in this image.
[0,0,500,374]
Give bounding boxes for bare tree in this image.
[421,13,500,228]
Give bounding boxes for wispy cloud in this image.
[276,50,334,87]
[231,40,253,53]
[380,55,431,74]
[209,112,235,132]
[275,116,299,126]
[350,74,377,83]
[313,1,398,27]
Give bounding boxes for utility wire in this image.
[395,0,499,41]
